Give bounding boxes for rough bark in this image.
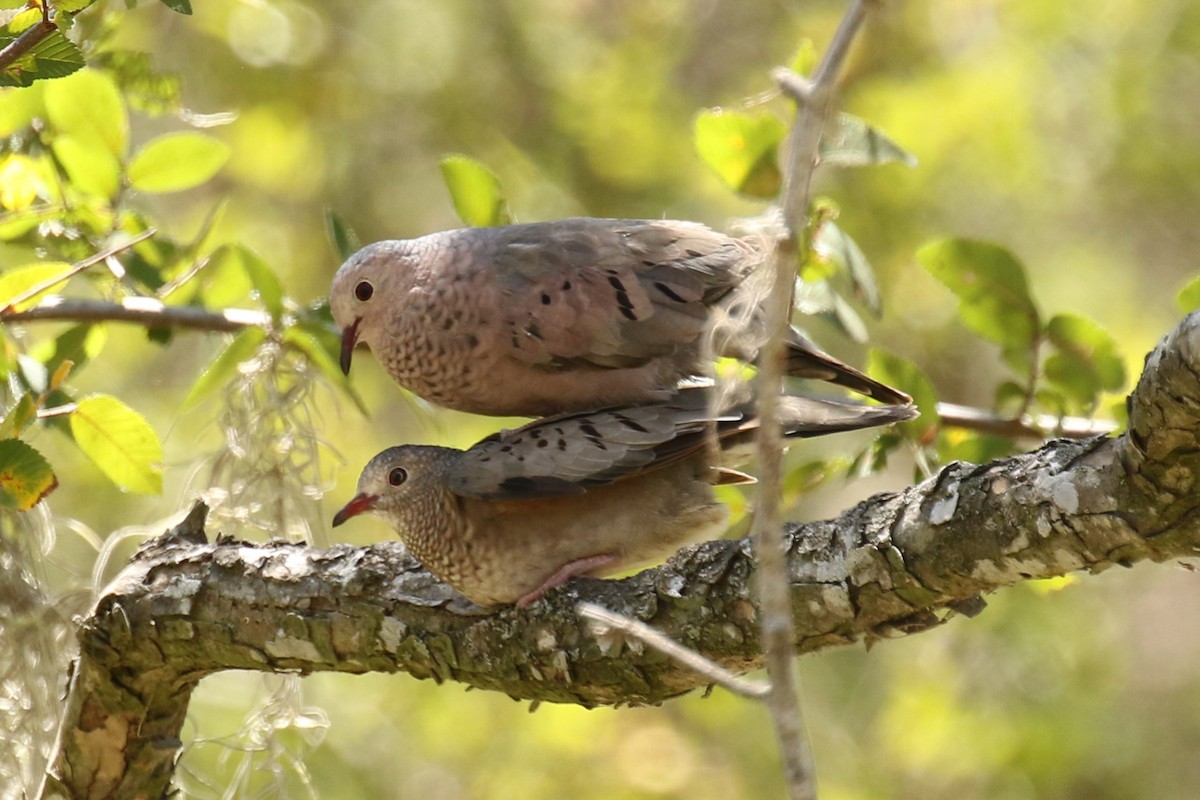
[40,312,1200,800]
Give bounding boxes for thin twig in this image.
[0,296,270,332]
[576,602,770,700]
[0,16,56,76]
[0,229,157,313]
[936,401,1118,440]
[756,2,876,799]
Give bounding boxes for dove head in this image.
[330,240,422,375]
[332,445,466,553]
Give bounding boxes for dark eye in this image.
[355,281,374,302]
[388,467,407,486]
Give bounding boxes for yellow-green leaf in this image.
[0,154,43,210]
[694,108,785,198]
[0,261,73,312]
[0,438,57,510]
[128,132,230,193]
[69,395,162,494]
[0,393,38,439]
[52,134,121,199]
[439,154,512,227]
[43,68,127,156]
[184,327,266,408]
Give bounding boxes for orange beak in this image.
[340,317,362,375]
[332,492,378,527]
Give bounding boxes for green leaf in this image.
[239,246,284,321]
[196,244,253,308]
[0,261,72,312]
[0,29,84,88]
[1176,274,1200,313]
[43,68,127,156]
[694,108,785,198]
[51,134,121,198]
[813,221,881,316]
[203,244,283,320]
[1043,313,1126,412]
[820,113,918,169]
[284,324,369,416]
[867,348,939,441]
[0,439,56,510]
[184,327,267,408]
[0,82,44,135]
[0,393,38,439]
[27,324,106,379]
[128,132,230,193]
[160,0,193,13]
[69,395,163,494]
[917,239,1040,377]
[0,205,60,240]
[439,154,512,227]
[325,209,361,262]
[56,0,96,11]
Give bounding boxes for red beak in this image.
[340,317,361,375]
[332,492,378,527]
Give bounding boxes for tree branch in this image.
[1,296,270,332]
[42,311,1200,800]
[758,3,876,795]
[0,16,56,77]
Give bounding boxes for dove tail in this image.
[776,396,918,439]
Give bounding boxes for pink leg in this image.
[516,554,620,607]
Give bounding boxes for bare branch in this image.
[936,401,1119,440]
[42,307,1200,798]
[757,2,876,796]
[1,296,270,332]
[0,17,56,77]
[576,602,770,699]
[0,230,157,313]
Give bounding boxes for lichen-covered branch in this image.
[41,312,1200,799]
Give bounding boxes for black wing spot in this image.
[556,439,567,450]
[580,424,600,438]
[654,281,687,303]
[537,439,549,448]
[541,293,552,305]
[617,415,650,433]
[561,280,572,291]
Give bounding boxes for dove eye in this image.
[388,467,407,486]
[355,281,374,302]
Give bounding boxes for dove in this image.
[329,217,910,417]
[331,387,916,607]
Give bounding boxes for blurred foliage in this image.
[1,1,1199,799]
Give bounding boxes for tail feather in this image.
[785,329,912,405]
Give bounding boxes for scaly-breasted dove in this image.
[331,387,916,606]
[330,217,910,416]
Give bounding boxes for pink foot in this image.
[516,554,620,607]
